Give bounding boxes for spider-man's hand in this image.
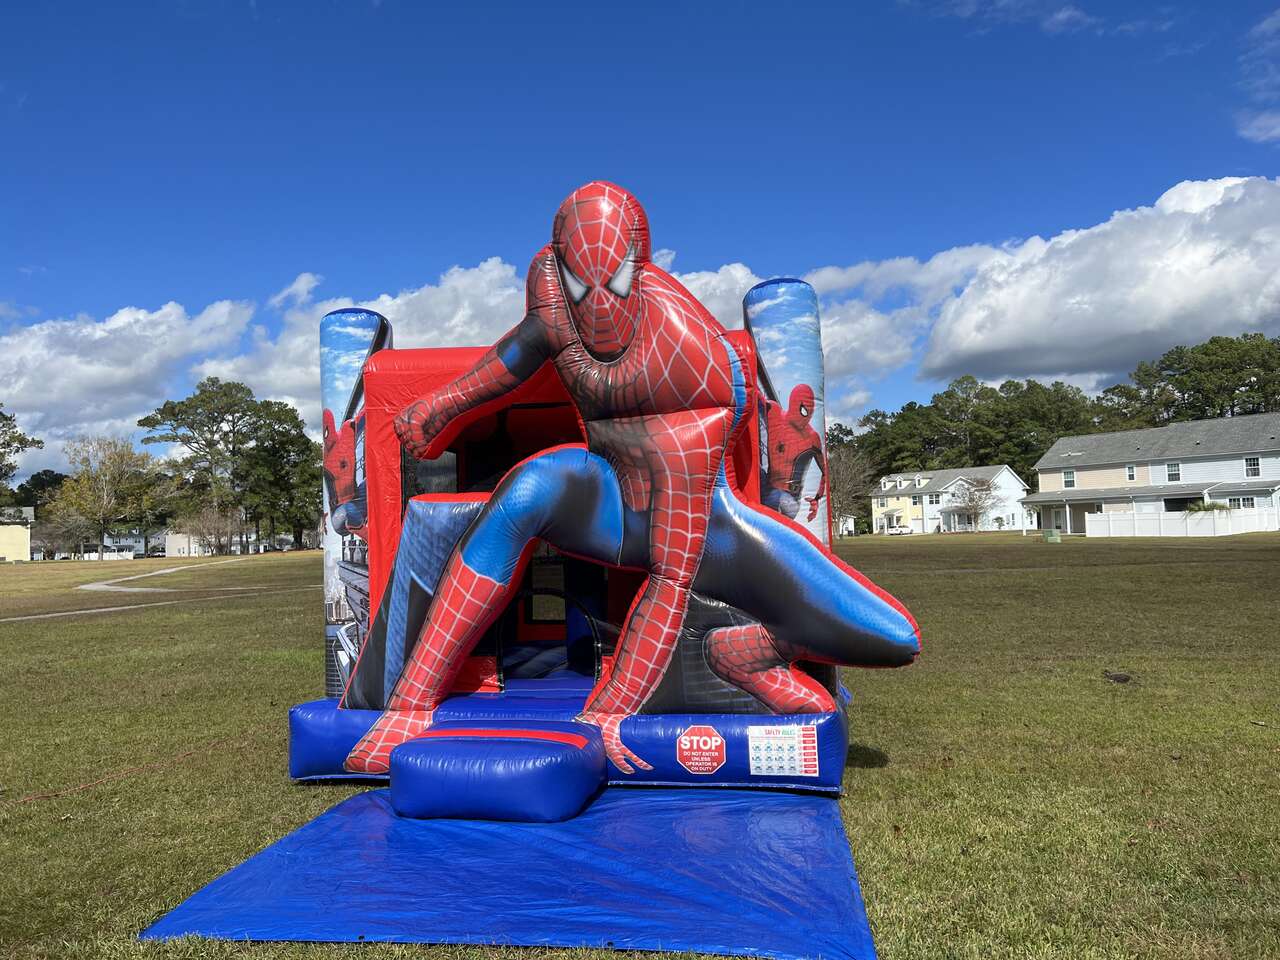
[394,398,450,460]
[577,711,652,775]
[806,496,820,521]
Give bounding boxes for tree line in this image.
[5,332,1276,549]
[823,333,1280,528]
[0,378,322,557]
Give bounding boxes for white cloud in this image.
[10,176,1280,479]
[2,300,251,476]
[921,176,1280,382]
[1237,7,1280,141]
[671,262,761,329]
[1243,8,1280,97]
[913,0,1105,35]
[651,248,677,271]
[198,257,528,433]
[1041,4,1097,34]
[821,300,918,378]
[1237,109,1280,143]
[830,388,873,427]
[805,244,999,307]
[268,271,323,309]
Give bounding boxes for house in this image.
[871,465,1032,534]
[104,528,166,557]
[0,506,34,562]
[164,531,218,557]
[1021,411,1280,536]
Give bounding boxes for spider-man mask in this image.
[788,384,816,422]
[552,181,651,360]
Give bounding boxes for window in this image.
[882,478,891,490]
[1166,462,1181,482]
[1126,464,1135,481]
[877,497,887,508]
[911,495,921,506]
[1244,456,1260,478]
[1228,497,1255,509]
[928,493,941,505]
[1063,469,1076,489]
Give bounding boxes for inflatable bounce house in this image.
[142,182,920,958]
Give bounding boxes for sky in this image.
[2,0,1279,479]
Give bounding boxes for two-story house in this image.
[871,465,1031,534]
[1022,411,1280,535]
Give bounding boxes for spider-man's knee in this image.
[704,623,780,681]
[483,447,626,564]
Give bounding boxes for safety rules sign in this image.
[676,724,726,774]
[748,724,820,777]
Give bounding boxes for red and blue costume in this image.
[346,182,919,774]
[761,384,826,522]
[322,408,366,539]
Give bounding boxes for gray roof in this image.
[877,464,1024,495]
[1022,478,1280,505]
[0,506,35,524]
[1035,412,1280,471]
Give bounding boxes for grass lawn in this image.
[1,537,1277,959]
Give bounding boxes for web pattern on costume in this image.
[703,622,835,714]
[348,182,749,774]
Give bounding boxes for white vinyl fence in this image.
[1085,509,1280,538]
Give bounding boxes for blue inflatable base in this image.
[292,676,849,793]
[390,719,606,821]
[141,787,876,959]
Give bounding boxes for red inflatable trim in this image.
[415,728,590,749]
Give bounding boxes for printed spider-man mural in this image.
[761,384,826,522]
[322,408,366,539]
[342,181,921,775]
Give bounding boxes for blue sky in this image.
[3,1,1279,477]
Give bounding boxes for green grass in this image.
[0,554,308,618]
[1,537,1277,959]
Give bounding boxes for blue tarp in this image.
[142,787,877,959]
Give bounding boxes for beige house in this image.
[1022,412,1280,535]
[0,506,34,562]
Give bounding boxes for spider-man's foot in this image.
[344,560,514,773]
[346,709,435,774]
[704,623,836,713]
[577,711,653,774]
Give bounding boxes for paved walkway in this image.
[76,556,251,593]
[0,585,321,624]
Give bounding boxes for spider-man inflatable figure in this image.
[761,384,826,522]
[322,409,366,539]
[345,181,920,774]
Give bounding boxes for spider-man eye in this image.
[606,250,636,299]
[800,405,810,417]
[559,260,589,303]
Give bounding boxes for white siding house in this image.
[1023,412,1280,536]
[871,465,1032,534]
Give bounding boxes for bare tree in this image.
[32,512,94,559]
[949,477,997,532]
[826,443,875,536]
[46,437,162,557]
[175,502,242,555]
